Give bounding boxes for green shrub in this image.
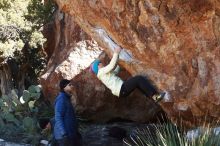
[0,85,53,145]
[124,122,220,146]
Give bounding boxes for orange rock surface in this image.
[40,9,162,123]
[42,0,220,127]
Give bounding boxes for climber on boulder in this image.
[90,47,165,103]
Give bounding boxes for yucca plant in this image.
[190,125,220,146]
[123,122,220,146]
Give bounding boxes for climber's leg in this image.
[119,76,157,97]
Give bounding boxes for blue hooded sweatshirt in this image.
[53,92,77,140]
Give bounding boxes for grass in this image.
[123,121,220,146]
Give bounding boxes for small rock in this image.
[40,140,49,145]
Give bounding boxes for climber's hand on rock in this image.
[114,47,122,53]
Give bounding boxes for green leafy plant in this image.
[25,0,56,30]
[123,122,220,146]
[0,85,53,145]
[0,0,56,98]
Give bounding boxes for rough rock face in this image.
[40,9,162,122]
[51,0,220,128]
[40,9,92,99]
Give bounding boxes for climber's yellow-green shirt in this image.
[97,52,123,97]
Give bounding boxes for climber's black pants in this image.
[119,76,158,97]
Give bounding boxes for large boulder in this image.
[40,9,162,122]
[50,0,220,128]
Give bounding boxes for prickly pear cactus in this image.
[23,117,38,133]
[0,85,53,145]
[20,85,41,104]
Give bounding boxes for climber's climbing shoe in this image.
[152,92,165,103]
